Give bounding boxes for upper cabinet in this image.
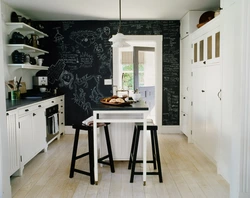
[180,11,205,40]
[191,16,221,67]
[6,22,49,70]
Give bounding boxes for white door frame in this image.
[230,0,250,197]
[0,0,11,197]
[112,35,164,131]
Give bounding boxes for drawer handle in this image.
[25,109,29,112]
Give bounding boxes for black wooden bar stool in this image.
[128,120,163,183]
[69,123,115,184]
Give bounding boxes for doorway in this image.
[112,35,162,128]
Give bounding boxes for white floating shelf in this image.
[7,44,49,55]
[6,22,48,37]
[8,64,49,70]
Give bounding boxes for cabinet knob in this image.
[201,90,205,92]
[38,105,41,107]
[183,114,186,116]
[183,97,186,99]
[25,109,29,112]
[52,101,54,103]
[203,61,206,64]
[33,113,36,116]
[186,32,188,34]
[6,113,9,116]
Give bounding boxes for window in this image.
[121,51,144,90]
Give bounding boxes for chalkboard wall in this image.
[39,20,180,125]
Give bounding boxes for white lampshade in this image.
[109,33,130,48]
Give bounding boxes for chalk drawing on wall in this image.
[72,87,92,113]
[79,52,94,68]
[59,70,74,90]
[75,74,94,88]
[48,59,66,84]
[54,27,64,43]
[90,86,104,103]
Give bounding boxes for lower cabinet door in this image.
[32,108,46,155]
[7,110,20,176]
[19,114,34,165]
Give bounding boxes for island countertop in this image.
[92,100,148,111]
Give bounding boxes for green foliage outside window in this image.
[122,64,144,90]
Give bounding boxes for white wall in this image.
[0,0,11,197]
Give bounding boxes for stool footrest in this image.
[74,169,91,176]
[133,172,162,176]
[76,152,89,160]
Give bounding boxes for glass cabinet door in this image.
[215,31,220,58]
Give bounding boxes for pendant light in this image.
[109,0,130,48]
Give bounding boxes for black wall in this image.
[39,20,180,125]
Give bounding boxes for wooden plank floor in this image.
[10,133,229,198]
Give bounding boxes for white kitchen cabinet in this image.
[18,102,46,174]
[6,109,20,176]
[180,11,205,40]
[180,30,192,141]
[192,65,221,163]
[191,16,221,67]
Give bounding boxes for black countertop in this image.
[6,94,63,111]
[92,100,148,111]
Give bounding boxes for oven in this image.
[46,104,59,143]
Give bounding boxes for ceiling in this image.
[3,0,220,21]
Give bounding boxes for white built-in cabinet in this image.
[191,16,221,164]
[6,95,64,176]
[180,11,204,142]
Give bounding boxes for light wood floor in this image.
[10,133,229,198]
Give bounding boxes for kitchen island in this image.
[92,100,149,185]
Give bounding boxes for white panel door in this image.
[192,67,206,145]
[205,65,221,162]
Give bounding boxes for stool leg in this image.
[128,126,137,170]
[153,130,163,182]
[104,125,115,173]
[130,127,140,183]
[150,130,157,170]
[88,129,95,185]
[69,128,80,178]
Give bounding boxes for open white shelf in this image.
[6,22,48,37]
[7,44,49,56]
[8,63,49,70]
